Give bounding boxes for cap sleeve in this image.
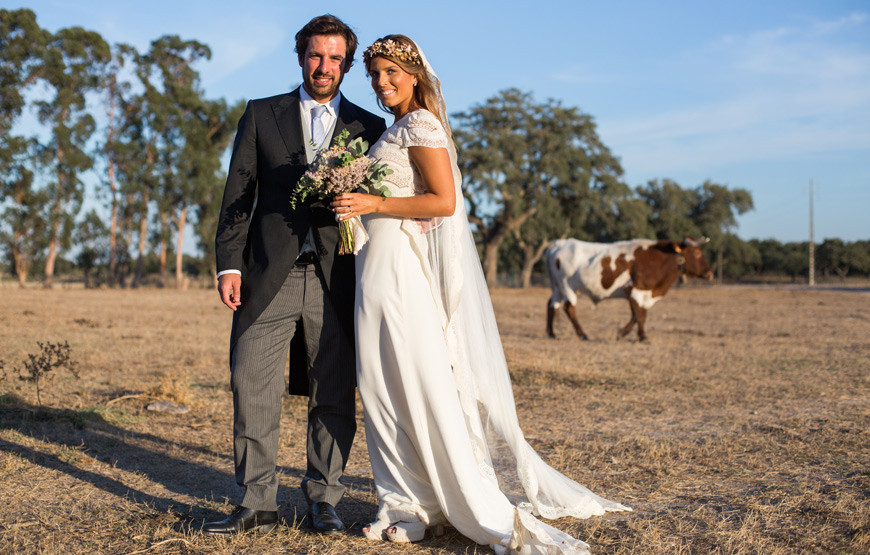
[395,109,449,149]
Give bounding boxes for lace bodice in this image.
[367,109,449,198]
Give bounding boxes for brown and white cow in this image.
[545,237,713,341]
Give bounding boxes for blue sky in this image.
[8,0,870,242]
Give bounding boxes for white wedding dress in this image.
[355,109,629,554]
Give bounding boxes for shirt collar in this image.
[299,86,341,118]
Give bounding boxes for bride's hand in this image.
[332,193,381,221]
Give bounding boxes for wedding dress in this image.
[354,105,630,553]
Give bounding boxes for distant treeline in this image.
[3,9,867,289]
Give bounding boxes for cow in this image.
[545,237,713,342]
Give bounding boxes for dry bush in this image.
[1,284,868,554]
[146,371,194,407]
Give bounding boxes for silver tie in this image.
[311,104,327,148]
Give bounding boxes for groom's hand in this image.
[218,274,242,311]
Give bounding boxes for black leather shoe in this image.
[202,505,278,536]
[309,502,344,534]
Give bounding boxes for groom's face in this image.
[300,34,349,102]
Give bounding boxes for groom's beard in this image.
[304,70,344,101]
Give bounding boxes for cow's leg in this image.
[634,302,649,342]
[546,299,557,338]
[619,295,648,341]
[618,287,638,339]
[564,303,589,341]
[618,307,636,339]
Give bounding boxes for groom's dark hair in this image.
[295,14,358,70]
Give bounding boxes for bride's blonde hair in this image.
[363,35,448,134]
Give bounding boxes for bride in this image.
[331,35,630,554]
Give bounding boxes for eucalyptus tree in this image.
[35,26,110,287]
[136,35,212,287]
[453,89,627,287]
[121,60,161,288]
[191,97,246,282]
[0,144,48,286]
[99,42,139,286]
[0,9,49,285]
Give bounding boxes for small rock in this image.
[146,400,190,414]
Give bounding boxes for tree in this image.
[749,238,785,275]
[0,9,50,286]
[453,89,627,287]
[635,179,702,240]
[691,181,754,281]
[35,26,110,287]
[138,35,214,288]
[0,142,48,286]
[75,209,109,287]
[850,241,870,276]
[97,42,139,287]
[781,241,809,281]
[191,97,247,282]
[817,239,870,280]
[718,233,760,280]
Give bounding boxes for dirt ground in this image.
[1,282,868,554]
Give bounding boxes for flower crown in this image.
[363,39,422,66]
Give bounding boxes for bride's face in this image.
[369,57,417,117]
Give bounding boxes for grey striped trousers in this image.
[230,262,356,511]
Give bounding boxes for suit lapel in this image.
[332,96,365,144]
[271,89,305,164]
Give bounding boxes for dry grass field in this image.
[1,282,868,554]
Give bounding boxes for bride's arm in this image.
[332,145,455,220]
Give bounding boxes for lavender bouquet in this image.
[291,129,392,254]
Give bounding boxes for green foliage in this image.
[817,238,870,279]
[782,242,810,280]
[0,9,51,286]
[453,88,630,286]
[32,23,111,286]
[1,12,863,287]
[10,341,79,406]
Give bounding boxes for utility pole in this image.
[808,179,815,286]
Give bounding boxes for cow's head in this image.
[678,236,713,280]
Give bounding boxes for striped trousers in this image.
[230,262,356,511]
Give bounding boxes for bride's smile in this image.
[368,56,418,117]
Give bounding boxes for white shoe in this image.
[361,518,392,540]
[385,521,444,543]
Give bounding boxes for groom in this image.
[205,15,385,536]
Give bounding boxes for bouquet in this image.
[291,129,392,254]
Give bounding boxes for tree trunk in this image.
[43,214,60,289]
[482,237,506,288]
[106,90,119,287]
[12,190,30,287]
[520,240,551,288]
[107,157,119,287]
[13,248,27,287]
[481,208,538,287]
[132,192,149,289]
[44,178,65,288]
[175,206,187,289]
[158,212,167,288]
[44,130,67,289]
